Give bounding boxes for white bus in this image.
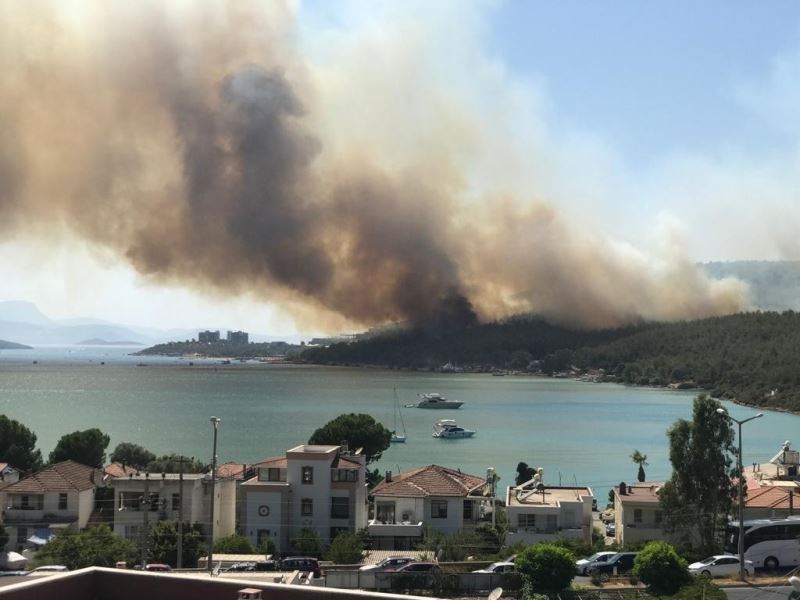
[726,516,800,570]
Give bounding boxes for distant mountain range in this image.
[0,300,303,346]
[0,339,32,350]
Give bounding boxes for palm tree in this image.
[630,449,648,482]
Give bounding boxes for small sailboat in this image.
[391,388,407,443]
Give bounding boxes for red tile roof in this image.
[332,456,362,469]
[614,483,663,504]
[217,462,249,480]
[1,461,98,493]
[251,457,287,469]
[104,463,139,479]
[371,465,488,498]
[745,486,799,509]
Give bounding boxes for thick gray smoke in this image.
[0,2,746,330]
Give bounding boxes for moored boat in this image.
[432,419,475,439]
[411,392,463,409]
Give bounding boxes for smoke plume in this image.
[0,1,747,331]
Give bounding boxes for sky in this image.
[1,0,799,335]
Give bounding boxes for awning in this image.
[27,528,55,546]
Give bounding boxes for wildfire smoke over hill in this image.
[0,2,747,330]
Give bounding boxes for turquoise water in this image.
[1,346,797,502]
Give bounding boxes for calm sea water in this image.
[1,345,797,502]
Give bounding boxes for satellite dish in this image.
[488,587,503,600]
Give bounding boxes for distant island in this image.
[136,339,303,358]
[0,339,33,350]
[301,311,800,414]
[77,338,145,346]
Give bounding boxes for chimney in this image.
[385,471,392,483]
[340,441,349,455]
[619,481,627,495]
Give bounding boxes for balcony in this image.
[3,509,78,525]
[366,520,423,537]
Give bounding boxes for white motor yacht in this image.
[432,419,475,439]
[411,392,464,409]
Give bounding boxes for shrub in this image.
[324,531,364,564]
[667,578,726,600]
[632,541,689,594]
[214,534,255,554]
[515,543,576,592]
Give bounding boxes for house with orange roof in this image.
[0,460,101,552]
[240,444,367,553]
[367,465,492,550]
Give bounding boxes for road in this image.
[724,586,792,600]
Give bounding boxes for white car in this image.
[26,565,69,576]
[688,555,754,578]
[472,561,516,574]
[576,551,617,575]
[359,556,415,572]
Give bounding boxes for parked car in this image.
[252,561,278,572]
[587,552,639,582]
[280,557,322,578]
[576,551,617,575]
[394,562,440,574]
[472,561,516,574]
[26,565,69,575]
[0,571,29,577]
[605,522,616,537]
[688,555,754,578]
[359,556,415,572]
[144,564,172,572]
[223,562,256,572]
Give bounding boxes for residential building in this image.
[505,477,594,545]
[367,465,491,550]
[613,482,669,546]
[198,330,221,343]
[240,445,367,552]
[0,461,100,552]
[226,330,249,345]
[110,472,236,543]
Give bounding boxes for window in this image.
[257,529,271,546]
[654,510,663,526]
[58,493,68,510]
[301,498,313,516]
[172,493,180,511]
[518,514,536,528]
[269,468,284,482]
[330,497,350,519]
[633,509,643,524]
[546,514,558,533]
[301,466,314,484]
[463,500,473,520]
[14,495,43,510]
[331,469,358,482]
[431,500,448,519]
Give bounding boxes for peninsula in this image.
[0,339,33,350]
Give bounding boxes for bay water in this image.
[1,346,797,503]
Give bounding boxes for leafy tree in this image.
[110,442,156,469]
[256,537,276,555]
[213,534,255,554]
[49,428,110,468]
[291,528,322,556]
[148,521,205,567]
[324,531,364,564]
[660,394,736,554]
[0,415,43,472]
[308,414,391,464]
[630,449,648,483]
[515,461,536,485]
[146,454,205,473]
[515,543,576,592]
[34,525,137,569]
[632,541,689,594]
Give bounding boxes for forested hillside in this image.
[302,312,800,412]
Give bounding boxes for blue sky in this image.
[487,1,800,163]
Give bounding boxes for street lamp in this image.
[716,407,762,580]
[207,416,221,575]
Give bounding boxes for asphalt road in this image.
[724,586,792,600]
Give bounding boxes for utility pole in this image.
[177,456,185,569]
[140,473,150,569]
[208,417,221,575]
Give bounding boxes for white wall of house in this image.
[243,490,284,550]
[614,500,665,545]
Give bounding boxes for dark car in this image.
[395,562,440,573]
[587,552,639,581]
[143,563,171,572]
[223,562,256,572]
[280,557,322,578]
[253,561,278,572]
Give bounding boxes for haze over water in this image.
[2,346,795,502]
